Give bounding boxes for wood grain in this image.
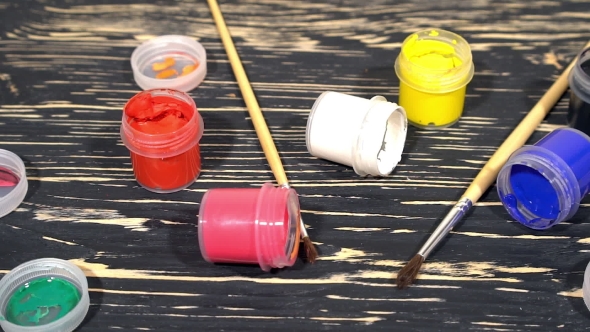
[0,0,589,331]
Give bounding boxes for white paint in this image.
[305,91,407,176]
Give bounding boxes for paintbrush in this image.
[396,40,590,289]
[207,0,318,262]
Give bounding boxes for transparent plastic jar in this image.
[198,183,301,271]
[131,35,207,92]
[306,91,408,177]
[567,47,590,135]
[0,258,90,332]
[120,89,204,193]
[497,128,590,230]
[395,28,474,128]
[0,149,27,219]
[583,260,590,312]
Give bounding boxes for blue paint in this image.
[497,128,590,230]
[510,164,559,219]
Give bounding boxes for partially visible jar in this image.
[567,47,590,136]
[120,89,204,193]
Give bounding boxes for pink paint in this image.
[0,168,18,187]
[198,183,301,271]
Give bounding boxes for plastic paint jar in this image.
[120,89,204,193]
[583,260,590,312]
[131,35,207,92]
[306,91,408,177]
[567,47,590,135]
[0,149,27,219]
[0,258,90,332]
[198,183,301,271]
[496,128,590,230]
[394,29,474,128]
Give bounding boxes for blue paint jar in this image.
[496,128,590,230]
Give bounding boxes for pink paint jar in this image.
[198,183,301,271]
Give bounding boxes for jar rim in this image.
[254,184,300,271]
[120,89,204,158]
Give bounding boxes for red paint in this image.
[198,183,301,271]
[0,168,18,187]
[120,89,204,193]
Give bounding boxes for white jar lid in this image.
[131,35,207,92]
[0,149,27,219]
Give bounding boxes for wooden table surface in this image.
[1,0,590,331]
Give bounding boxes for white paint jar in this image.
[584,260,590,312]
[305,91,408,177]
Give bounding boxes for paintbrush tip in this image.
[396,254,425,289]
[302,236,318,263]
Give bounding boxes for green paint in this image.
[5,277,81,326]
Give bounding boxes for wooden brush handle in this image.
[207,0,289,186]
[462,40,590,203]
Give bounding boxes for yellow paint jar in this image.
[394,29,474,128]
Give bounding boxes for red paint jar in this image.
[120,89,204,193]
[198,183,301,271]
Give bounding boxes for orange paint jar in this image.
[120,89,204,193]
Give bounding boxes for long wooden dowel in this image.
[207,0,288,185]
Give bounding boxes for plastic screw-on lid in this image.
[0,258,90,332]
[131,35,207,92]
[0,149,27,219]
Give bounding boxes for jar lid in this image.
[131,35,207,92]
[0,258,90,332]
[0,149,27,219]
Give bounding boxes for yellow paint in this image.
[395,29,474,128]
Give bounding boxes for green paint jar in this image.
[0,258,90,332]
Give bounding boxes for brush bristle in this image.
[396,254,425,289]
[302,236,318,263]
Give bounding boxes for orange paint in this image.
[181,62,199,76]
[155,69,178,79]
[121,89,204,193]
[151,57,176,72]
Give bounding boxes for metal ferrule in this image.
[417,197,473,259]
[276,182,308,238]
